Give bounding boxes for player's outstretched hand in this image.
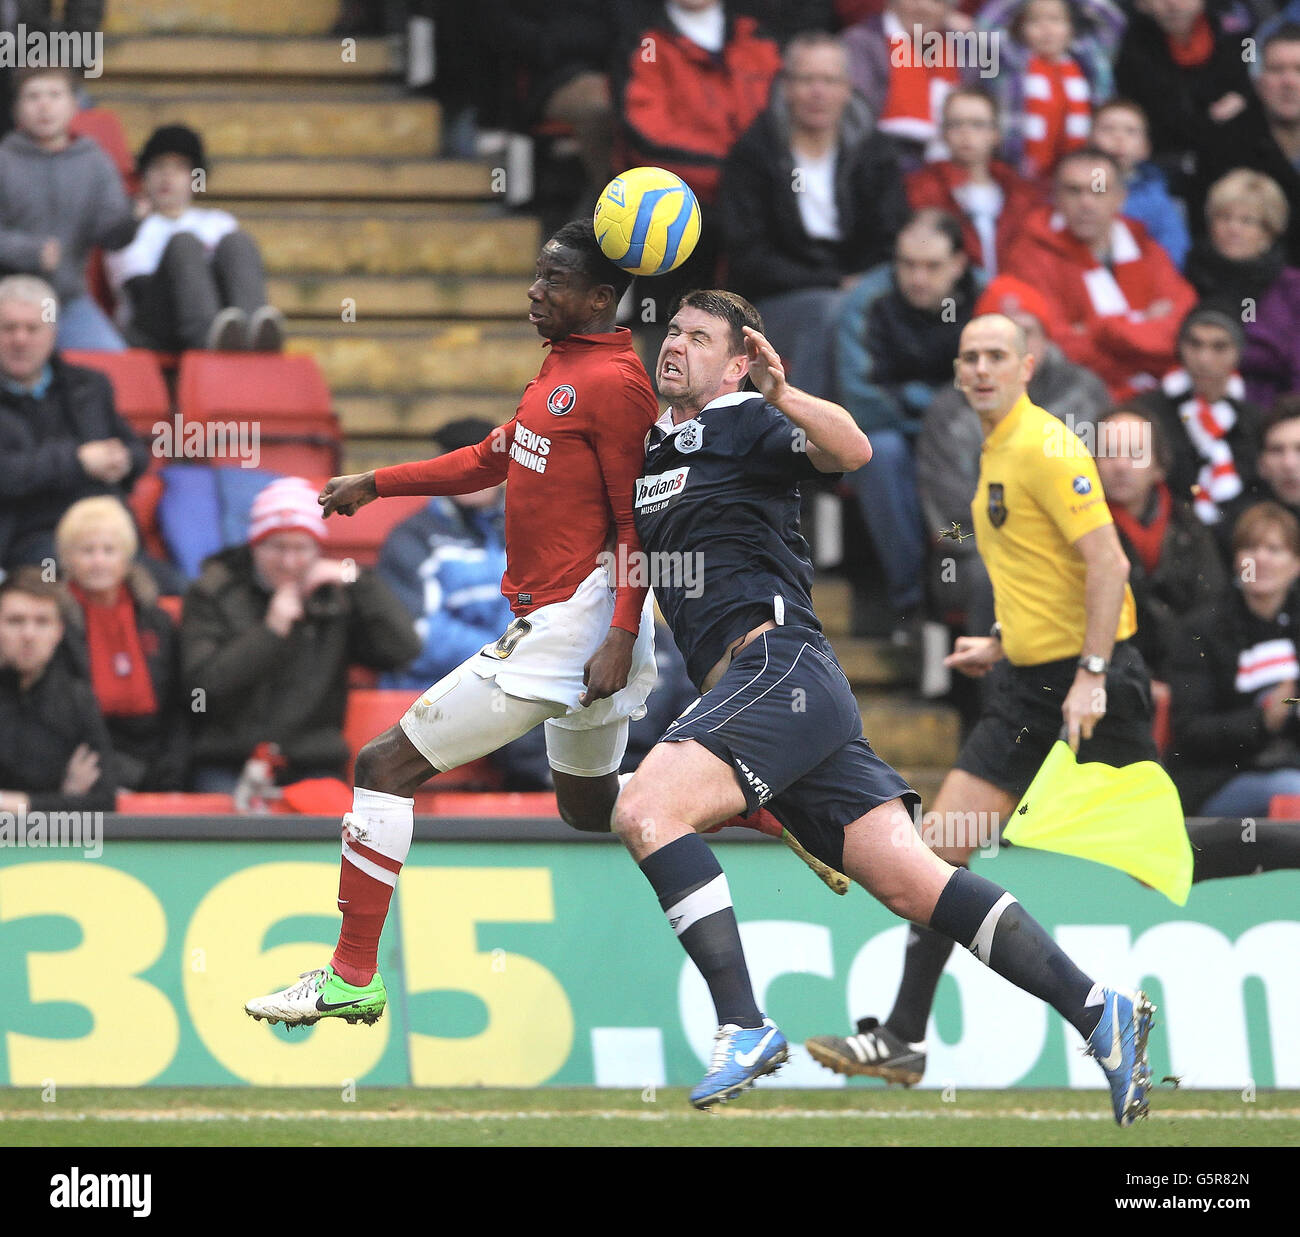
[944,635,1002,678]
[319,472,379,517]
[743,325,788,403]
[580,627,636,707]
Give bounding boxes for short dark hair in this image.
[547,219,633,299]
[899,207,966,257]
[1264,21,1300,57]
[942,85,999,124]
[1105,407,1172,475]
[670,289,764,355]
[1053,144,1123,183]
[14,66,75,96]
[1092,97,1150,134]
[0,566,66,614]
[431,416,499,455]
[1262,393,1300,448]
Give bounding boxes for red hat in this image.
[974,275,1063,344]
[247,477,327,546]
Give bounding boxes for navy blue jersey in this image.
[634,392,833,689]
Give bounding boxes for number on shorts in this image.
[483,617,532,660]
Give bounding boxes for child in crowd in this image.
[1091,98,1191,269]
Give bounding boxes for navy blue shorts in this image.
[662,625,919,872]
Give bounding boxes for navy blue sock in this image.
[638,834,762,1029]
[929,867,1100,1039]
[885,924,956,1044]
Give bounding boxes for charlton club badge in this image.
[547,384,576,415]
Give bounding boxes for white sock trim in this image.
[663,872,731,937]
[969,891,1017,963]
[1085,982,1106,1007]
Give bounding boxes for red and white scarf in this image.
[1021,55,1091,179]
[1161,367,1247,525]
[881,11,959,154]
[1236,637,1300,694]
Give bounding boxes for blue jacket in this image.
[1123,163,1191,270]
[376,495,511,691]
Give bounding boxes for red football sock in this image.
[703,806,783,839]
[330,854,396,987]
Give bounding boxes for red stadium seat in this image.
[414,791,557,816]
[63,348,171,438]
[116,791,235,814]
[323,491,430,569]
[1268,794,1300,819]
[177,353,340,474]
[70,106,138,194]
[1150,679,1171,759]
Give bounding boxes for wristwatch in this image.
[1078,654,1108,675]
[989,622,1002,642]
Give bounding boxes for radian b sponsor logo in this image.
[635,467,690,509]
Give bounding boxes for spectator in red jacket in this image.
[843,0,963,172]
[617,1,781,318]
[1002,146,1198,400]
[905,86,1042,278]
[617,2,781,209]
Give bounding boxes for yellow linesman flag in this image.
[1003,740,1193,906]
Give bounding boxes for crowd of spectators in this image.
[5,2,1300,820]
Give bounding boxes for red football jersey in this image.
[374,329,658,633]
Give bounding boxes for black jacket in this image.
[181,545,420,777]
[1133,382,1262,511]
[1113,493,1228,681]
[60,567,190,792]
[0,355,149,568]
[1114,4,1255,192]
[1167,585,1300,812]
[0,657,116,813]
[719,87,907,301]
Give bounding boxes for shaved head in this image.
[964,312,1028,357]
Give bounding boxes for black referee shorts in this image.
[955,640,1157,801]
[661,625,919,872]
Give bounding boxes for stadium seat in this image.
[70,107,138,194]
[1268,795,1300,819]
[1150,679,1171,759]
[176,352,340,475]
[62,349,171,439]
[115,791,235,814]
[413,791,557,816]
[314,488,429,569]
[344,688,503,790]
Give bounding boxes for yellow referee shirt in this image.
[972,394,1137,666]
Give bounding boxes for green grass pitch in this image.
[2,1087,1297,1148]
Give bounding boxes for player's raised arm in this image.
[743,326,871,473]
[321,420,515,517]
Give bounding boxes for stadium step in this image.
[334,392,516,437]
[269,275,524,319]
[855,696,962,768]
[813,578,853,637]
[108,96,438,157]
[101,35,398,79]
[107,0,344,36]
[287,322,543,394]
[827,636,916,688]
[244,212,539,276]
[208,158,495,202]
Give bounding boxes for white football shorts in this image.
[399,565,657,778]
